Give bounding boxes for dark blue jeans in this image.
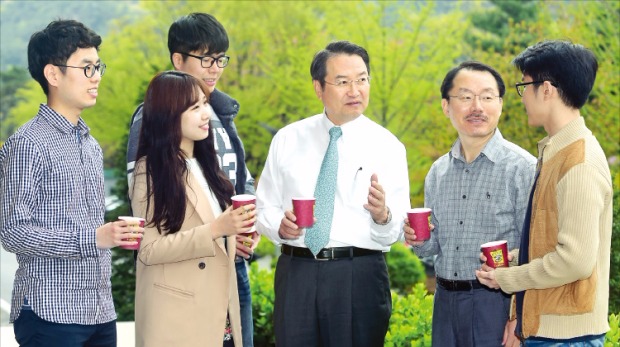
[236,258,253,346]
[14,307,116,347]
[524,334,605,346]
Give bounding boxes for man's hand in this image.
[96,220,144,249]
[403,218,434,246]
[475,253,501,289]
[364,173,389,224]
[503,319,519,347]
[278,210,304,240]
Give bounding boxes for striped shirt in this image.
[0,104,116,324]
[413,130,536,281]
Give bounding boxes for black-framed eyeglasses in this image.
[324,76,371,88]
[54,63,106,78]
[180,52,230,68]
[514,81,546,97]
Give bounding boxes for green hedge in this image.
[385,242,426,295]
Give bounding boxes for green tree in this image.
[0,66,29,141]
[466,0,540,52]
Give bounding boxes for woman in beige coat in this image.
[130,71,255,347]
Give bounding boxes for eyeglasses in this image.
[180,52,230,68]
[448,92,500,104]
[515,81,545,97]
[324,76,371,88]
[54,63,106,78]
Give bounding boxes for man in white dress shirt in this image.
[256,40,410,347]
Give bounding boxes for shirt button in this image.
[459,221,463,225]
[462,195,466,199]
[198,262,206,270]
[465,169,470,173]
[456,246,459,250]
[454,272,458,277]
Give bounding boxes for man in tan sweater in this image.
[476,40,613,346]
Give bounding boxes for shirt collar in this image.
[39,103,90,137]
[537,116,588,157]
[319,110,366,141]
[450,129,504,163]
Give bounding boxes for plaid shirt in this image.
[0,104,116,324]
[413,130,536,281]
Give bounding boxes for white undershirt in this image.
[186,158,223,217]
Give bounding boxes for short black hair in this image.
[440,61,506,100]
[27,19,102,95]
[310,40,370,88]
[512,40,598,109]
[168,13,229,63]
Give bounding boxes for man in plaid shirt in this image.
[0,19,142,347]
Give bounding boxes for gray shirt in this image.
[413,129,536,281]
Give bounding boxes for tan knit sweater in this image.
[495,117,612,339]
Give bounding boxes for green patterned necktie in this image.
[305,126,342,256]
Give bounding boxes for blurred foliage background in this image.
[1,0,619,344]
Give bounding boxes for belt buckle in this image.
[315,248,333,261]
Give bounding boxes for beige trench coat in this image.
[130,160,242,347]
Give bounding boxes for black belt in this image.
[436,277,483,291]
[281,244,381,260]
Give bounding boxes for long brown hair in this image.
[136,70,234,234]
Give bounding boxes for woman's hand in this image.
[211,204,256,239]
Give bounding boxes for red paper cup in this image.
[481,240,509,268]
[118,216,145,250]
[407,208,432,241]
[232,194,256,227]
[292,197,315,228]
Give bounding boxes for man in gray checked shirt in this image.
[403,61,536,347]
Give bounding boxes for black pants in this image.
[273,252,391,347]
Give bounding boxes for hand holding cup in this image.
[292,197,315,228]
[480,240,509,268]
[118,216,146,250]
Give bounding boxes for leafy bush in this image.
[606,313,619,346]
[385,242,426,295]
[249,262,276,347]
[385,284,434,347]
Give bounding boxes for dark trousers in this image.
[432,284,510,347]
[14,308,116,347]
[273,252,391,347]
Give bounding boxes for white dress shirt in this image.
[256,113,410,251]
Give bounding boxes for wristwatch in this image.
[374,206,392,225]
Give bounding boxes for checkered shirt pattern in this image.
[0,104,116,324]
[413,130,536,281]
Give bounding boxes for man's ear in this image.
[543,80,556,98]
[44,64,60,88]
[441,98,450,117]
[171,52,184,70]
[313,80,323,99]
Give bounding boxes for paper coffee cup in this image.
[231,194,256,227]
[407,208,432,241]
[118,216,145,250]
[481,240,509,268]
[292,197,315,228]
